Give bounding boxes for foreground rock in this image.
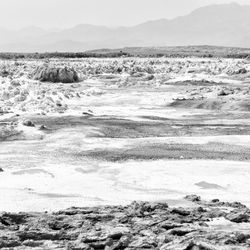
[32,64,79,83]
[0,197,250,249]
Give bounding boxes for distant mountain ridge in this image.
[1,2,250,52]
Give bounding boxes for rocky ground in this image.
[1,196,250,250]
[170,85,250,111]
[1,57,250,141]
[0,57,249,118]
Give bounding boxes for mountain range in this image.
[1,2,250,52]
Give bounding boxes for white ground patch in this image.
[0,159,250,212]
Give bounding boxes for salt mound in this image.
[170,86,250,111]
[32,64,79,83]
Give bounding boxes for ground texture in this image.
[1,196,250,250]
[1,57,250,249]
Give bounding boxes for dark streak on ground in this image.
[3,114,250,139]
[70,142,250,162]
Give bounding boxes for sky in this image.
[0,0,249,29]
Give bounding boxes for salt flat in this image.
[1,57,250,212]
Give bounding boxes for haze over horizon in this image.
[1,1,250,52]
[0,0,250,29]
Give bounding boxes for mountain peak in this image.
[191,2,243,14]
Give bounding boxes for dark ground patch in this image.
[4,115,250,139]
[71,142,250,162]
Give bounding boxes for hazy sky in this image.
[0,0,249,29]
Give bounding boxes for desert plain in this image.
[1,55,250,249]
